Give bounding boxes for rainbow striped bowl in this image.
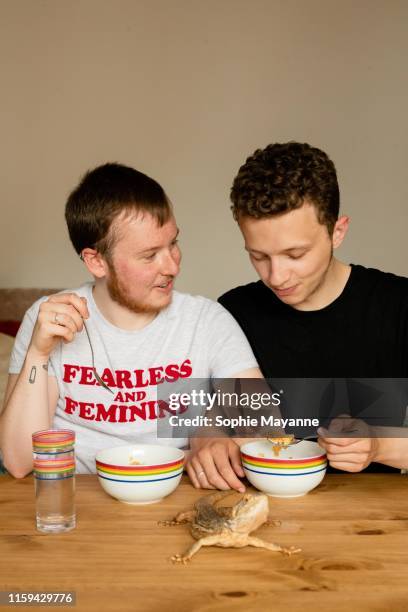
[240,440,327,498]
[95,445,184,505]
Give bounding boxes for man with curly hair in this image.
[219,142,408,473]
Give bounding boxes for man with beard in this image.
[0,163,261,488]
[219,142,408,473]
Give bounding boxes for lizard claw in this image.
[283,546,301,556]
[171,554,189,564]
[159,518,190,527]
[265,519,281,527]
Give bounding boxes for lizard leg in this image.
[171,535,222,564]
[245,535,301,556]
[265,518,282,527]
[158,510,195,527]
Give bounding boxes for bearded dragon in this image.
[160,491,301,563]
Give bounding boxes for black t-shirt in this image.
[219,264,408,473]
[219,264,408,378]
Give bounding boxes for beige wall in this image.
[1,0,407,299]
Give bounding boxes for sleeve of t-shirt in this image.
[8,299,57,377]
[204,301,259,378]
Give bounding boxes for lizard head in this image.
[228,492,269,533]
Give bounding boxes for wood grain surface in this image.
[1,474,408,612]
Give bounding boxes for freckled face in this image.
[104,212,181,314]
[238,203,336,310]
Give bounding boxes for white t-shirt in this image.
[9,284,258,472]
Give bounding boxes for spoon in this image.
[83,320,114,394]
[267,435,317,448]
[267,429,359,448]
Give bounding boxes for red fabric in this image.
[0,320,21,337]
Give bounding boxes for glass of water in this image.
[32,429,76,533]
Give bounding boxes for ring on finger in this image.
[54,313,62,325]
[196,470,205,478]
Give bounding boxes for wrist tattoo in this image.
[29,362,49,383]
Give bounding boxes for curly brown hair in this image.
[230,142,340,235]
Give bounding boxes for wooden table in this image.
[1,474,408,612]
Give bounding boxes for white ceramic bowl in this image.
[240,440,327,498]
[95,444,184,505]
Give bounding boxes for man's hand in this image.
[186,437,246,492]
[29,293,89,359]
[318,415,379,472]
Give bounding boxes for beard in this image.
[106,261,172,315]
